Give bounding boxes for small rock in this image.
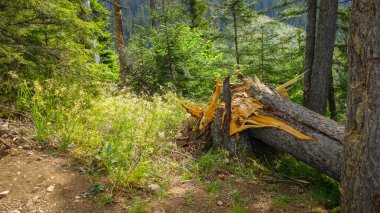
[32,187,40,193]
[217,200,223,206]
[74,195,81,202]
[204,180,211,184]
[148,183,161,192]
[26,195,40,208]
[47,185,55,192]
[217,174,226,180]
[0,190,10,198]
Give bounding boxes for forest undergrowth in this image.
[9,80,340,211]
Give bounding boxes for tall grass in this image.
[17,81,187,187]
[66,92,186,187]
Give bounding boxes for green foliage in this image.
[231,190,247,213]
[57,91,186,187]
[216,14,305,92]
[85,183,106,196]
[271,194,299,208]
[128,24,225,98]
[231,202,247,213]
[274,155,340,209]
[206,180,223,193]
[190,148,258,180]
[128,200,147,213]
[331,6,351,122]
[193,148,230,175]
[0,0,118,104]
[182,0,210,29]
[18,79,186,187]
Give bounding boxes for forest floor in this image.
[0,120,329,213]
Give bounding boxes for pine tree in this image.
[0,0,117,103]
[183,0,209,29]
[218,0,254,66]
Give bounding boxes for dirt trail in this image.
[0,120,328,213]
[0,120,112,212]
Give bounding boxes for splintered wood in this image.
[181,73,317,141]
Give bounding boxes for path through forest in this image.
[0,120,328,213]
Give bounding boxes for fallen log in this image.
[248,85,343,180]
[181,74,343,180]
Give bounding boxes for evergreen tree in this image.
[182,0,209,29]
[220,0,253,65]
[0,0,117,104]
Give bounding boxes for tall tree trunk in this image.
[303,0,317,106]
[150,0,158,29]
[232,10,239,65]
[260,27,264,75]
[113,0,127,82]
[305,0,338,115]
[341,0,380,212]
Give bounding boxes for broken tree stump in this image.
[180,74,343,180]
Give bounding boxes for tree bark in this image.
[341,0,380,212]
[247,86,343,180]
[113,0,127,82]
[232,10,240,65]
[305,0,338,115]
[303,0,317,107]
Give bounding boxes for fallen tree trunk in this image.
[247,86,343,180]
[181,74,344,180]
